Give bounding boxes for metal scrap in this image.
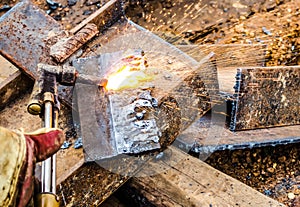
[74,137,83,149]
[61,141,72,149]
[0,5,11,12]
[67,0,78,7]
[0,1,63,79]
[262,26,272,36]
[50,23,99,63]
[46,0,60,10]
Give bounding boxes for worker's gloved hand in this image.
[0,126,64,207]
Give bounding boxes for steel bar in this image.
[50,23,99,63]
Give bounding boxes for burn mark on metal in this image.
[50,23,99,63]
[109,90,161,154]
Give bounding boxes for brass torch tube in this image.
[42,101,53,192]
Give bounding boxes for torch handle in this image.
[35,89,60,206]
[35,100,60,206]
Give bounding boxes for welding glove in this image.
[0,126,64,207]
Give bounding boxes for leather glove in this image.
[0,126,64,207]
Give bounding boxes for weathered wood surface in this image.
[230,66,300,131]
[121,146,285,207]
[0,55,18,83]
[0,55,33,110]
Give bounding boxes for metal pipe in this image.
[42,101,53,192]
[51,108,59,194]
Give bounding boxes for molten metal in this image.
[105,53,153,91]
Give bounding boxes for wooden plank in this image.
[121,146,285,207]
[0,55,33,110]
[0,54,18,82]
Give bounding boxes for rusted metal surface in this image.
[70,0,124,34]
[50,23,99,63]
[0,0,63,79]
[230,66,300,131]
[0,0,123,106]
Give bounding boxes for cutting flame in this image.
[105,54,153,91]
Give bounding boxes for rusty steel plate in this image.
[0,0,63,79]
[230,66,300,131]
[72,21,219,161]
